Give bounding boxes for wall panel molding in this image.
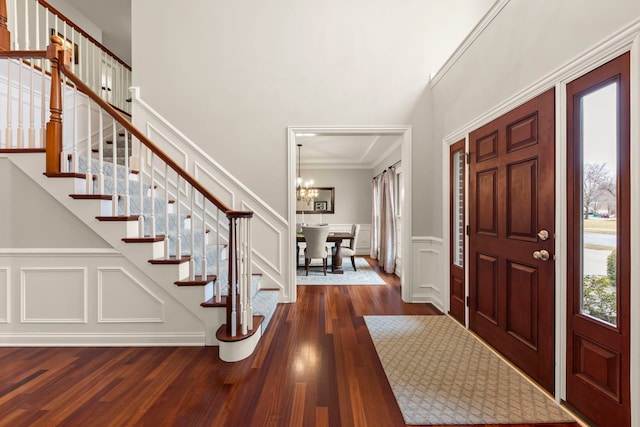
[0,251,206,346]
[20,267,88,323]
[241,200,282,274]
[410,238,444,310]
[0,268,9,323]
[98,267,164,323]
[194,161,235,208]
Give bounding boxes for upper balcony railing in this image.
[2,0,131,113]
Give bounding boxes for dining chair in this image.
[302,225,331,276]
[340,224,361,270]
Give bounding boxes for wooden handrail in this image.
[0,0,9,51]
[47,37,242,218]
[0,49,47,58]
[37,0,131,69]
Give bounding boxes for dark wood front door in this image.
[566,53,630,427]
[449,139,466,324]
[469,88,556,393]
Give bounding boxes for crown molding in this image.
[430,0,511,88]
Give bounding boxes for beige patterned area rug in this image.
[364,315,576,425]
[296,257,385,285]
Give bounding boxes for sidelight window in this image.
[578,81,618,326]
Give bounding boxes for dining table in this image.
[296,231,353,274]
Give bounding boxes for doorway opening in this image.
[287,127,412,303]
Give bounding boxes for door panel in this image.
[476,252,498,324]
[449,139,466,324]
[573,334,621,400]
[566,52,630,427]
[476,132,498,161]
[507,159,537,240]
[506,261,538,349]
[507,113,538,152]
[476,169,498,236]
[469,88,555,393]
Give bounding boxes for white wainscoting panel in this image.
[21,268,87,323]
[194,161,235,208]
[410,237,444,311]
[98,267,164,323]
[0,249,206,346]
[242,200,282,275]
[146,123,188,189]
[0,268,8,323]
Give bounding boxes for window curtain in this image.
[379,168,396,273]
[370,169,396,273]
[370,177,380,259]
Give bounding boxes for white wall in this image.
[296,168,371,225]
[131,0,494,236]
[0,159,109,248]
[372,143,401,178]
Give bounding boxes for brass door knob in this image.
[533,249,550,261]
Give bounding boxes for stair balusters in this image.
[0,0,9,50]
[4,57,11,147]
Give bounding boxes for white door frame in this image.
[287,126,412,303]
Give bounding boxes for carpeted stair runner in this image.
[78,154,279,334]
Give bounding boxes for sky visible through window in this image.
[582,82,617,167]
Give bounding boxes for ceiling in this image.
[296,134,402,169]
[62,1,402,169]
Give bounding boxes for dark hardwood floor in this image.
[0,257,579,427]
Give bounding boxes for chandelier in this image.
[296,144,318,204]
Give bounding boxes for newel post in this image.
[226,215,237,336]
[45,36,70,175]
[0,0,10,50]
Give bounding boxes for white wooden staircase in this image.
[0,31,280,361]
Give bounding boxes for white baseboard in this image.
[0,332,205,346]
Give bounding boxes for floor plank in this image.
[0,257,580,427]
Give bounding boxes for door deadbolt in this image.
[537,230,550,241]
[533,249,550,261]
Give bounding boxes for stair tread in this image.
[122,236,165,243]
[44,172,87,178]
[149,256,191,265]
[215,315,264,342]
[70,194,113,200]
[175,275,217,286]
[201,296,228,307]
[96,215,140,221]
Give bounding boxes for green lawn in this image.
[584,219,616,235]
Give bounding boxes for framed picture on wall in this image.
[314,201,327,211]
[50,29,80,65]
